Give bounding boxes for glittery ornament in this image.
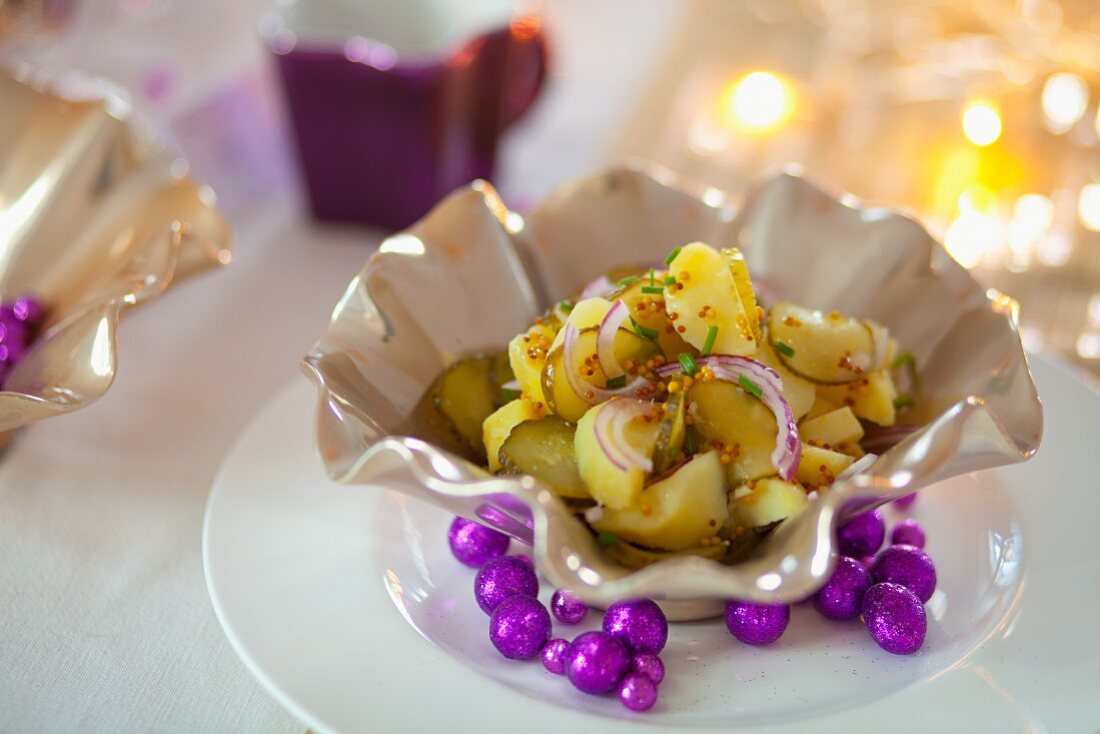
[630,652,665,685]
[890,519,926,549]
[513,554,534,567]
[603,599,668,654]
[551,589,588,625]
[12,296,43,326]
[541,638,569,675]
[858,555,876,570]
[862,582,926,655]
[725,600,790,645]
[812,556,872,620]
[837,508,886,557]
[871,544,937,602]
[489,596,551,660]
[474,556,538,614]
[618,672,658,712]
[0,311,28,348]
[448,516,510,568]
[565,631,631,694]
[893,492,917,508]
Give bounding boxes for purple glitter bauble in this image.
[0,312,28,347]
[618,672,658,712]
[893,492,917,508]
[541,638,569,675]
[837,509,886,557]
[551,589,588,625]
[448,516,510,568]
[858,555,876,570]
[871,544,937,602]
[489,596,551,660]
[862,582,926,655]
[812,556,872,620]
[890,519,926,549]
[513,554,534,567]
[474,556,538,614]
[630,652,665,685]
[603,599,668,654]
[565,631,631,694]
[12,296,44,326]
[724,600,790,645]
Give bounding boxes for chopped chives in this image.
[664,246,682,267]
[597,532,618,548]
[890,351,914,370]
[893,394,914,410]
[641,285,664,295]
[684,429,697,454]
[774,341,795,358]
[558,300,574,313]
[631,318,659,340]
[605,375,627,389]
[664,275,677,286]
[739,373,762,398]
[678,352,698,376]
[617,275,640,287]
[501,388,521,401]
[648,268,655,286]
[701,325,718,356]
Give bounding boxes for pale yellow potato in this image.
[482,398,544,472]
[768,302,875,384]
[795,443,855,487]
[757,340,816,420]
[665,243,756,357]
[548,296,612,352]
[575,400,661,509]
[508,321,556,408]
[729,477,808,529]
[689,379,777,484]
[818,368,898,426]
[721,247,762,343]
[798,406,864,447]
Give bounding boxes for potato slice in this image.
[805,391,841,420]
[591,452,728,551]
[767,302,876,384]
[609,272,696,364]
[817,368,898,426]
[729,477,808,529]
[497,416,589,499]
[756,340,816,420]
[483,398,544,472]
[508,321,556,408]
[575,400,661,509]
[602,536,726,569]
[665,242,756,356]
[688,378,776,484]
[795,444,854,487]
[438,356,497,463]
[721,247,762,343]
[798,406,864,447]
[547,296,612,353]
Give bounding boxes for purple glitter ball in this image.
[474,556,538,614]
[11,296,44,326]
[724,600,790,646]
[513,554,534,567]
[630,652,665,685]
[618,672,658,712]
[565,631,631,694]
[812,556,872,620]
[858,555,877,570]
[489,596,551,660]
[0,311,28,347]
[551,589,588,625]
[890,519,926,549]
[837,509,886,557]
[893,492,917,508]
[871,544,937,602]
[448,516,510,568]
[862,582,926,655]
[603,599,668,654]
[540,637,569,675]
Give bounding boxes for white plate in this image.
[203,355,1098,734]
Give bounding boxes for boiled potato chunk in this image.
[508,322,556,408]
[602,535,726,569]
[795,444,855,487]
[798,406,864,447]
[729,477,808,529]
[591,452,728,551]
[688,379,777,484]
[575,399,661,509]
[548,296,612,353]
[721,247,762,343]
[497,417,589,499]
[612,273,696,363]
[767,302,875,384]
[805,391,841,420]
[483,398,544,472]
[757,341,816,420]
[817,368,898,426]
[665,243,756,356]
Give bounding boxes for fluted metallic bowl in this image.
[0,67,232,448]
[302,165,1041,620]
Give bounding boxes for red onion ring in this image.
[580,275,615,300]
[593,398,656,472]
[595,299,630,378]
[562,323,653,404]
[867,321,891,372]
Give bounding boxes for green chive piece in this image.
[605,375,627,389]
[631,319,659,340]
[701,325,718,356]
[597,532,618,548]
[893,394,915,410]
[684,429,697,454]
[678,352,698,376]
[664,275,677,286]
[891,351,914,370]
[558,300,574,313]
[501,388,521,402]
[774,341,795,358]
[664,246,682,267]
[617,275,640,287]
[739,373,763,398]
[641,285,664,295]
[649,268,655,286]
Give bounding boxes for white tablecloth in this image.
[0,2,678,731]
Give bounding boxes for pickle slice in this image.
[498,416,590,499]
[653,390,686,475]
[601,537,726,570]
[437,356,497,463]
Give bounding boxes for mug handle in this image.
[497,16,549,130]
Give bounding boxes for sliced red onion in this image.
[593,398,656,472]
[580,274,615,300]
[596,299,630,378]
[836,452,878,481]
[562,323,653,404]
[657,355,801,481]
[867,321,891,372]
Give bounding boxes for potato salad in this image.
[413,242,917,569]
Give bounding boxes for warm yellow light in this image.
[958,183,996,213]
[1076,332,1100,360]
[1041,72,1088,133]
[962,101,1002,146]
[725,71,793,132]
[944,211,1003,269]
[1079,183,1100,232]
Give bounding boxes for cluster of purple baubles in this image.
[0,296,44,387]
[447,494,935,713]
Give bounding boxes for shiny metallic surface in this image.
[0,68,232,439]
[302,165,1041,618]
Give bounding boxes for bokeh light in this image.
[1079,183,1100,232]
[1041,73,1089,133]
[724,71,794,133]
[962,101,1002,146]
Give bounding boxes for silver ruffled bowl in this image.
[302,166,1042,620]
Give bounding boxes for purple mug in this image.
[269,4,548,230]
